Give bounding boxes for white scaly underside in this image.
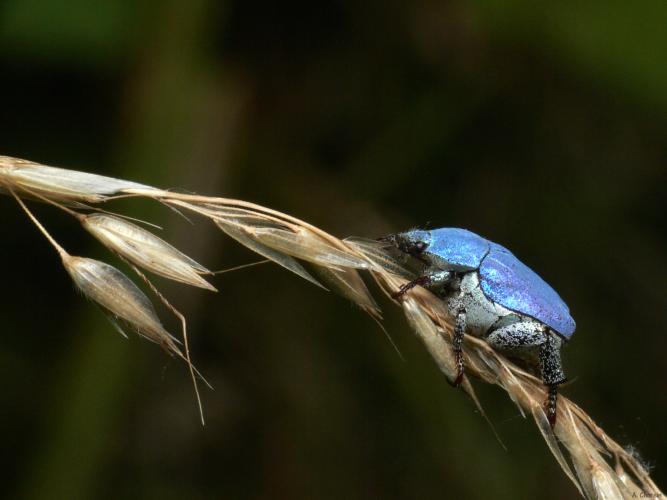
[446,272,516,337]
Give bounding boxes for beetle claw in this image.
[547,409,557,428]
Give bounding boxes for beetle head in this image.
[379,229,431,258]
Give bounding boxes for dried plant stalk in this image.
[0,155,662,499]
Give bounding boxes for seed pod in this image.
[62,255,181,355]
[81,213,216,291]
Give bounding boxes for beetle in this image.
[381,227,575,426]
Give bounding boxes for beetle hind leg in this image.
[546,384,559,427]
[451,308,466,386]
[486,322,566,428]
[539,331,566,427]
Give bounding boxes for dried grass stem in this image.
[1,156,662,498]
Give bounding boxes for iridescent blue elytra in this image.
[481,242,575,338]
[408,228,575,337]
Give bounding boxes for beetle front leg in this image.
[392,270,452,299]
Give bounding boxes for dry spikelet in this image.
[0,155,157,202]
[240,225,370,270]
[212,212,369,270]
[81,213,216,291]
[62,255,181,355]
[215,220,326,289]
[311,265,381,319]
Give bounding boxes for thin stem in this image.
[16,184,165,230]
[127,261,209,426]
[212,259,270,274]
[11,188,69,259]
[128,189,350,249]
[18,186,85,220]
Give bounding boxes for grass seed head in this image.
[4,155,664,498]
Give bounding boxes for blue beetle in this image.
[382,227,575,426]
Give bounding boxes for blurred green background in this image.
[1,1,665,499]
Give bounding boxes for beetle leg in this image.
[487,323,566,428]
[392,275,432,299]
[392,270,452,300]
[546,385,559,428]
[452,308,466,386]
[486,322,545,350]
[539,332,566,428]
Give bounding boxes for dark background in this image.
[1,1,665,499]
